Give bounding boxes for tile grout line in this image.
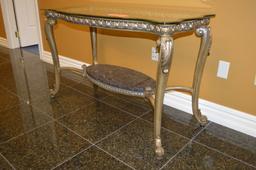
[64,81,151,119]
[62,80,109,101]
[52,111,151,169]
[111,94,150,110]
[66,77,150,111]
[99,99,145,118]
[160,122,212,170]
[0,86,26,112]
[0,84,53,114]
[51,119,134,169]
[0,75,146,169]
[0,60,9,66]
[0,93,143,146]
[55,121,94,145]
[190,122,212,141]
[137,109,212,142]
[92,111,151,169]
[0,68,83,108]
[138,116,191,141]
[5,62,251,169]
[0,119,56,145]
[95,145,136,170]
[99,94,151,113]
[49,121,95,169]
[160,141,190,170]
[31,97,95,122]
[51,144,95,170]
[93,110,150,146]
[1,94,90,145]
[193,140,256,169]
[0,153,16,170]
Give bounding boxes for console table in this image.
[44,2,215,157]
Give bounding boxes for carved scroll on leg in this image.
[154,35,174,157]
[45,18,60,98]
[192,26,212,125]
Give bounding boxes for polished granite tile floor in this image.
[0,47,255,169]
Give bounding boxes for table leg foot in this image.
[50,88,58,98]
[155,138,164,158]
[194,109,208,126]
[50,89,55,98]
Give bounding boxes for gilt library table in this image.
[44,2,215,157]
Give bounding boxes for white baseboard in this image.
[164,92,256,137]
[41,51,87,69]
[0,37,8,48]
[41,50,256,138]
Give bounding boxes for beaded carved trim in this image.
[46,10,210,35]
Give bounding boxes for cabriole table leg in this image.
[192,26,212,125]
[154,35,174,157]
[45,18,60,98]
[89,27,99,94]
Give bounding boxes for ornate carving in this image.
[160,36,174,74]
[46,10,210,35]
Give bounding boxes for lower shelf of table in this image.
[85,64,156,97]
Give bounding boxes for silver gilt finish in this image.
[192,26,212,125]
[153,35,174,157]
[44,7,214,157]
[45,18,60,97]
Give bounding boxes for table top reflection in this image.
[45,2,215,24]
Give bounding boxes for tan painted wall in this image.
[39,0,256,115]
[0,4,7,38]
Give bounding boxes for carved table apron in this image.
[44,3,215,157]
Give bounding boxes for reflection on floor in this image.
[22,45,39,55]
[0,46,255,169]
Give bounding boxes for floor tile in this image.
[0,63,17,92]
[0,122,91,169]
[54,146,132,170]
[195,123,256,167]
[31,86,95,119]
[58,102,136,143]
[114,93,152,110]
[0,52,50,103]
[142,106,203,138]
[0,55,8,64]
[97,119,189,170]
[102,95,150,116]
[73,82,110,100]
[0,87,21,112]
[45,63,84,88]
[0,155,13,170]
[162,142,255,170]
[0,51,82,103]
[0,104,53,143]
[0,46,10,61]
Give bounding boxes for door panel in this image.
[14,0,39,47]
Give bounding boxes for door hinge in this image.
[15,31,20,38]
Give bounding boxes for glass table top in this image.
[46,2,215,24]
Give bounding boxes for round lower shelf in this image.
[85,64,156,97]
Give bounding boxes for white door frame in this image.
[34,0,44,58]
[0,0,19,49]
[0,0,43,59]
